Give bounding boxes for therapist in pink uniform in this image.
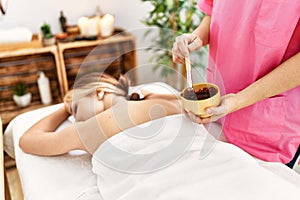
[172,0,300,168]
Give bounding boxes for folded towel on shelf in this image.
[0,27,32,44]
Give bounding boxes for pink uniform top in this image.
[198,0,300,163]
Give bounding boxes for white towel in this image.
[0,27,32,44]
[74,186,103,200]
[92,114,300,200]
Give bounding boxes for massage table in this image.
[3,82,300,200]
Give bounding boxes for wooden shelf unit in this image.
[0,30,137,129]
[57,31,137,96]
[0,116,5,200]
[0,46,63,129]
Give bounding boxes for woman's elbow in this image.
[19,133,31,154]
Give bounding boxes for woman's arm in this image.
[192,52,300,123]
[19,106,85,156]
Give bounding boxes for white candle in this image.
[88,17,99,36]
[78,17,89,37]
[99,14,115,37]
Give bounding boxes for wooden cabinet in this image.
[0,116,5,200]
[0,46,63,128]
[0,30,137,129]
[57,30,137,96]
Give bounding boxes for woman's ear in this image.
[97,91,105,100]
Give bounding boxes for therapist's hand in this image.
[172,33,203,64]
[186,94,239,124]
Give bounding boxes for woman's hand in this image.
[186,93,239,124]
[63,90,74,115]
[172,33,203,64]
[64,100,72,115]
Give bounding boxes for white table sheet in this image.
[4,82,300,199]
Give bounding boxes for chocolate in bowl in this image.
[181,83,221,117]
[183,86,218,100]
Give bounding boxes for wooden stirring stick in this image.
[183,57,197,100]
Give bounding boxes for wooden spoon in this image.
[183,58,197,100]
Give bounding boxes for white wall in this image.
[0,0,163,84]
[0,0,152,33]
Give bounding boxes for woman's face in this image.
[72,92,105,122]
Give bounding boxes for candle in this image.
[99,14,115,37]
[78,16,100,37]
[88,17,99,36]
[78,17,89,37]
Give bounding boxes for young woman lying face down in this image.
[19,72,181,156]
[63,72,131,122]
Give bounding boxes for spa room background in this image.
[0,0,207,85]
[0,1,208,199]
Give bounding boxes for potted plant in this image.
[41,22,55,46]
[12,82,32,107]
[141,0,206,89]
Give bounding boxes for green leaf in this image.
[13,82,27,96]
[141,0,205,77]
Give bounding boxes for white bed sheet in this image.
[89,114,300,200]
[4,82,179,200]
[4,82,300,199]
[6,104,98,200]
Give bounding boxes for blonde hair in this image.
[64,72,130,107]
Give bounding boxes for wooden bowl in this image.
[181,83,221,118]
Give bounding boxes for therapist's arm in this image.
[191,15,211,47]
[191,52,300,123]
[235,52,300,109]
